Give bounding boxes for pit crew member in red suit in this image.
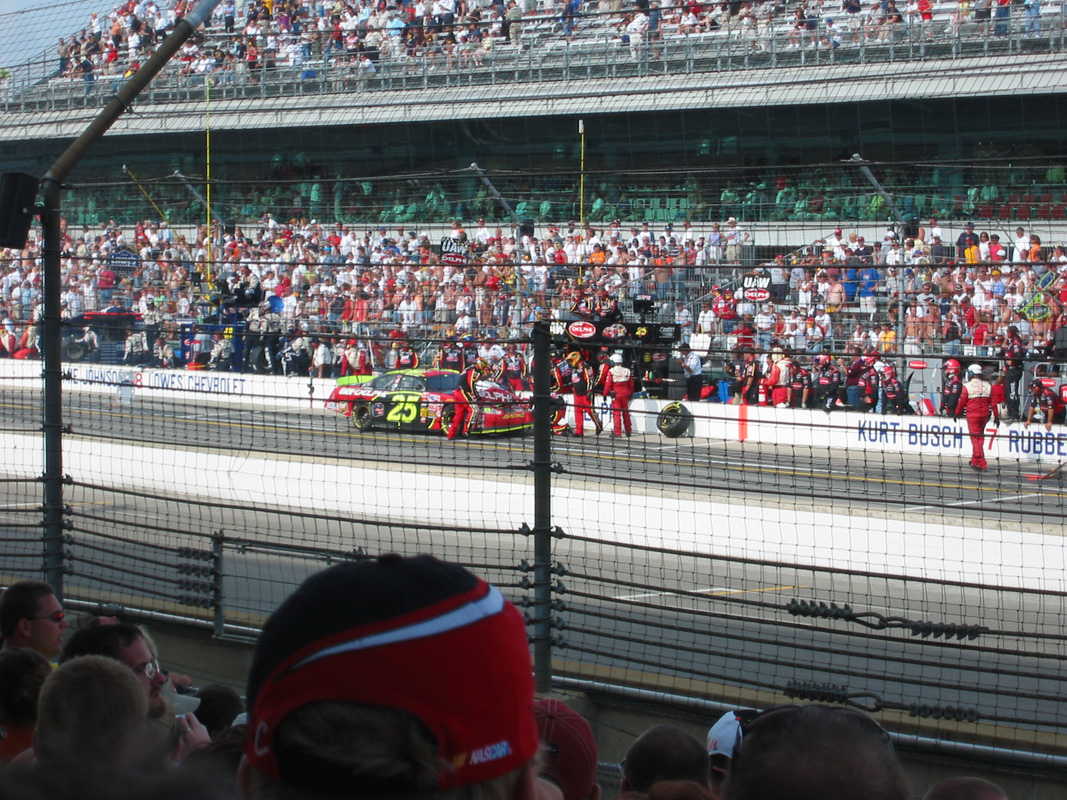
[447,358,491,440]
[1024,381,1066,432]
[955,363,999,470]
[603,353,634,437]
[569,351,602,437]
[498,344,528,392]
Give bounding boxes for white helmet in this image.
[967,364,983,376]
[611,354,623,365]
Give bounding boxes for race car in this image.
[325,368,533,435]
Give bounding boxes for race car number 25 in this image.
[386,398,419,424]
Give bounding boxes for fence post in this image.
[212,530,225,638]
[41,178,66,598]
[531,319,553,694]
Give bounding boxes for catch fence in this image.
[2,165,1067,767]
[2,308,1066,767]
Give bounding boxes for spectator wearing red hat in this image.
[534,699,601,800]
[240,555,545,800]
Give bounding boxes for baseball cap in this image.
[706,711,742,774]
[244,555,538,792]
[534,699,598,800]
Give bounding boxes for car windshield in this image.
[368,374,400,390]
[424,373,460,392]
[396,375,426,391]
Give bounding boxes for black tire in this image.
[64,340,88,362]
[657,401,692,438]
[351,404,373,431]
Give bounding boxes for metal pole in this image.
[579,119,585,227]
[174,170,225,228]
[531,320,553,694]
[468,162,529,295]
[850,154,906,228]
[40,0,225,599]
[849,155,908,365]
[41,180,65,597]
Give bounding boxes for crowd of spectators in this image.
[41,0,1061,100]
[0,566,1020,799]
[1,213,1064,375]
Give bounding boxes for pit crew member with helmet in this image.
[394,341,419,370]
[549,350,574,434]
[498,343,528,392]
[813,354,842,412]
[603,353,635,437]
[764,346,792,408]
[789,355,814,409]
[955,363,999,471]
[880,364,911,415]
[1024,381,1066,432]
[568,351,603,437]
[435,334,464,372]
[447,357,492,440]
[940,358,962,416]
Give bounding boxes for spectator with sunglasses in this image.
[721,704,910,800]
[0,579,71,661]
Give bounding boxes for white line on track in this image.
[903,493,1042,513]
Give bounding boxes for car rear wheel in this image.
[352,404,373,431]
[440,405,456,435]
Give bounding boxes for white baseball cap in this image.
[707,710,743,762]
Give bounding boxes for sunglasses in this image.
[731,704,892,764]
[29,611,65,623]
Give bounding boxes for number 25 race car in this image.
[325,369,533,435]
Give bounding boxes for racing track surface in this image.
[3,387,1064,528]
[2,387,1067,744]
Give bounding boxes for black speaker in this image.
[0,173,40,249]
[224,219,236,236]
[519,219,535,238]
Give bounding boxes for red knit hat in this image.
[245,555,538,793]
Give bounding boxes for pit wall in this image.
[2,361,1063,465]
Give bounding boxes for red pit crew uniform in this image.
[436,343,464,371]
[571,364,602,436]
[550,358,572,434]
[604,364,635,436]
[395,347,419,370]
[766,357,792,408]
[500,353,528,392]
[941,373,962,417]
[447,366,481,440]
[955,377,998,470]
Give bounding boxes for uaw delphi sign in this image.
[439,237,467,266]
[742,272,771,302]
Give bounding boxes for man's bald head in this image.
[923,777,1009,800]
[622,725,710,794]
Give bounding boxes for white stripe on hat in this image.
[292,585,506,672]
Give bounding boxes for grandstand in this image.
[1,0,1067,243]
[4,0,1067,781]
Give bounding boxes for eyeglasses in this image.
[731,704,892,765]
[135,659,160,680]
[29,611,65,623]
